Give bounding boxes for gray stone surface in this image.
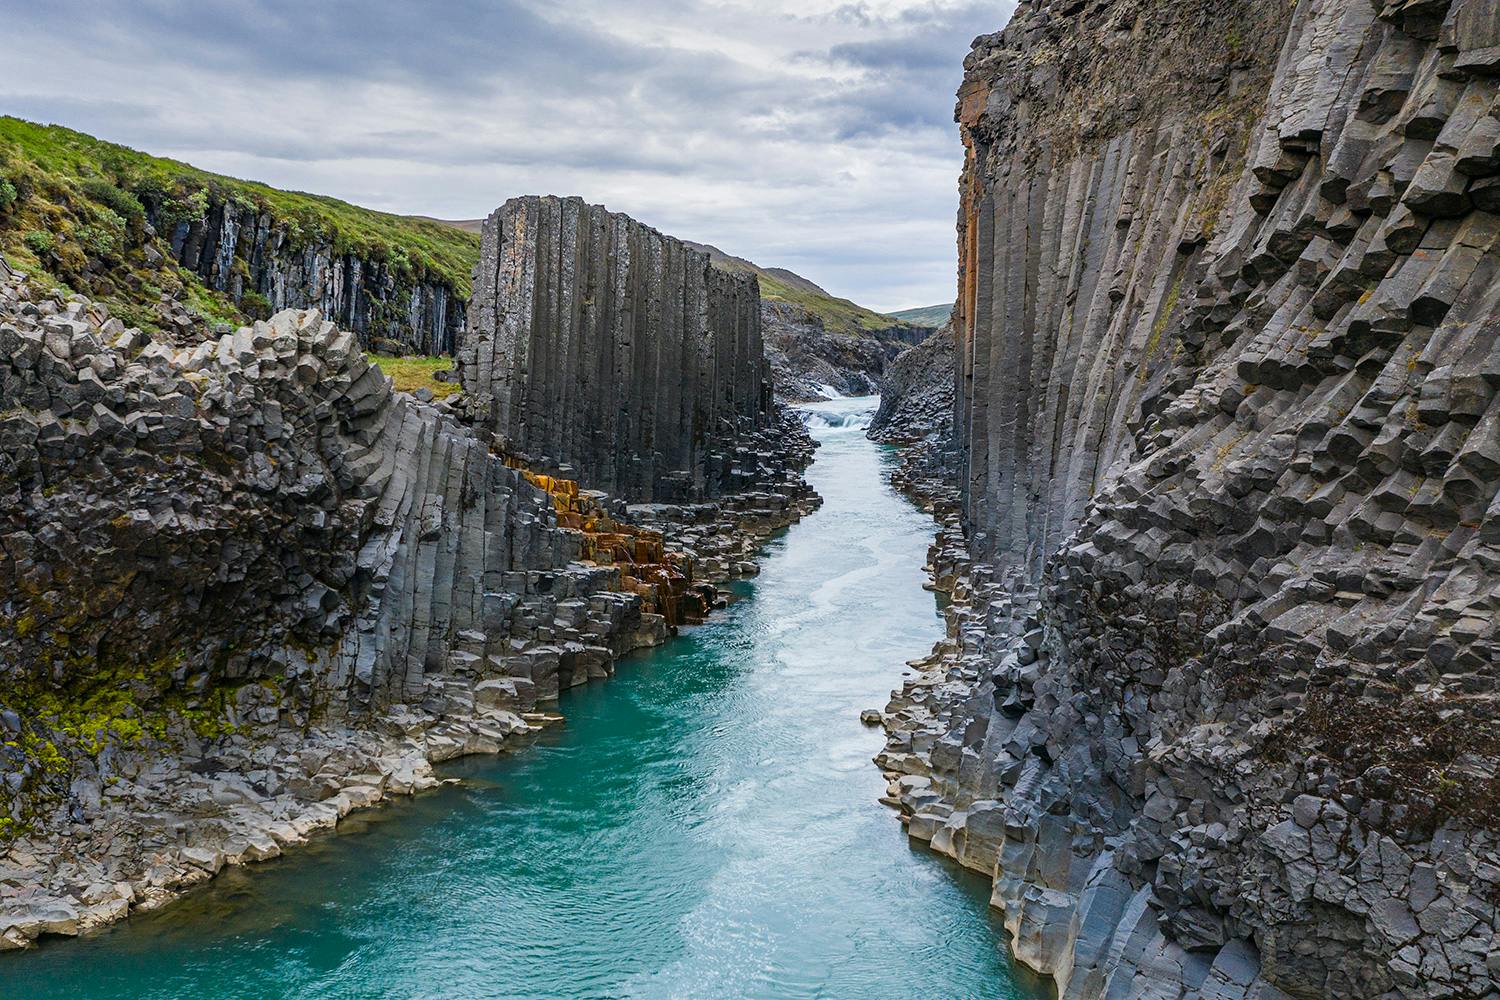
[459,196,772,502]
[880,1,1500,997]
[870,323,955,447]
[762,299,924,402]
[0,259,818,946]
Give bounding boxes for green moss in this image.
[368,353,462,398]
[239,289,273,321]
[1137,277,1182,386]
[0,116,481,344]
[176,273,243,327]
[1,647,250,814]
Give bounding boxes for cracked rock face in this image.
[159,193,466,357]
[459,195,773,502]
[0,285,617,723]
[884,1,1500,998]
[870,323,955,448]
[0,249,819,947]
[762,299,925,402]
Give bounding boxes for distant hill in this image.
[421,217,483,234]
[888,304,952,328]
[683,241,912,339]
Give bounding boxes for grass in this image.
[887,304,952,328]
[368,354,461,398]
[0,116,480,337]
[756,270,905,336]
[685,242,910,338]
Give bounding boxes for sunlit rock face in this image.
[459,195,773,503]
[884,0,1500,996]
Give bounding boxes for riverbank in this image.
[0,414,820,953]
[6,395,1048,1000]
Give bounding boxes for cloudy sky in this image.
[4,0,1015,312]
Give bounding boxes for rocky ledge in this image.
[868,325,958,512]
[0,256,818,949]
[873,0,1500,997]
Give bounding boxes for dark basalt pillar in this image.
[459,196,770,501]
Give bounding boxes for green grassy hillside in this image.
[683,241,910,338]
[0,117,479,333]
[888,304,952,328]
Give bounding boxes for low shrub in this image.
[22,229,53,255]
[79,177,146,234]
[239,289,273,321]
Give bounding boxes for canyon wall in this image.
[870,323,955,448]
[0,274,683,938]
[0,184,818,942]
[459,196,771,501]
[0,283,662,737]
[157,195,466,356]
[884,1,1500,997]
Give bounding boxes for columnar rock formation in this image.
[0,251,816,944]
[459,196,771,501]
[881,1,1500,997]
[0,295,645,726]
[156,195,467,356]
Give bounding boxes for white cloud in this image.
[2,0,1016,312]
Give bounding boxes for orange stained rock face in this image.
[513,464,711,628]
[954,76,989,368]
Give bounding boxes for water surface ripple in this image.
[6,396,1048,1000]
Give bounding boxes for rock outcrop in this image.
[868,324,959,505]
[881,1,1500,997]
[0,249,816,945]
[870,322,955,447]
[459,196,772,501]
[763,299,929,402]
[680,238,933,401]
[158,193,466,356]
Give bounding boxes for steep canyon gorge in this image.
[0,196,817,949]
[876,0,1500,997]
[1,0,1499,996]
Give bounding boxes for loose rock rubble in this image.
[0,233,817,948]
[876,1,1500,998]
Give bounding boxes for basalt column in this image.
[459,196,770,501]
[893,0,1500,996]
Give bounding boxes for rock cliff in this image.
[869,323,955,448]
[880,1,1500,997]
[0,236,816,944]
[459,196,773,501]
[0,118,476,358]
[683,238,933,401]
[763,299,913,400]
[159,193,467,356]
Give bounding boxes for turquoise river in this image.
[5,396,1048,1000]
